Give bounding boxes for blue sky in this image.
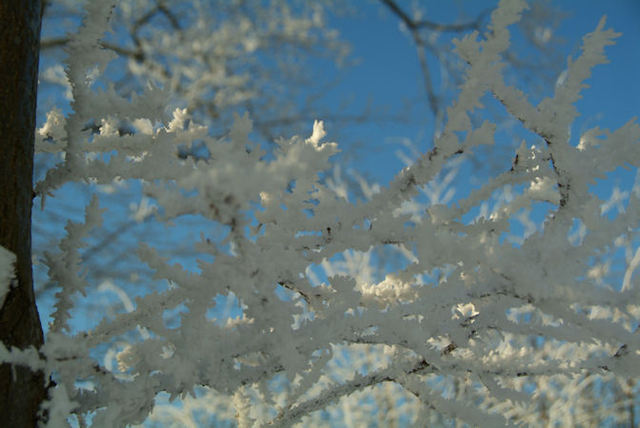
[318,0,640,185]
[29,1,640,425]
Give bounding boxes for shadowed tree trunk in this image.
[0,0,46,425]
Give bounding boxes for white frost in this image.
[0,246,16,309]
[305,119,327,147]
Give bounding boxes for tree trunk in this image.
[0,0,46,426]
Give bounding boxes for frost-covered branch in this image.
[18,0,640,426]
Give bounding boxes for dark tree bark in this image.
[0,0,46,426]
